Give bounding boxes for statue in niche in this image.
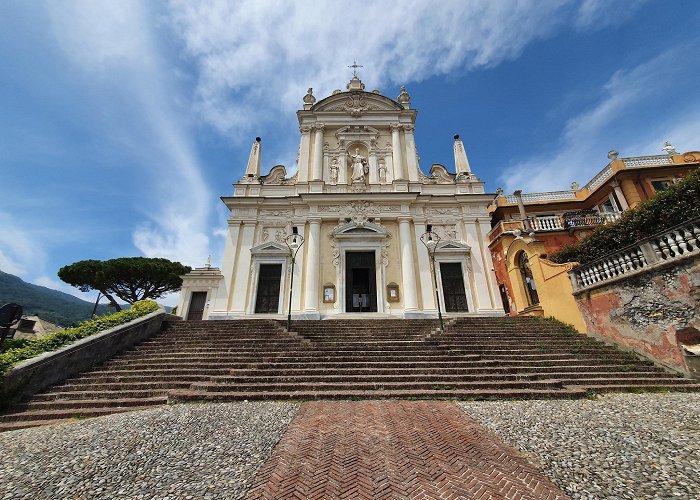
[350,148,368,182]
[378,159,387,184]
[329,158,339,184]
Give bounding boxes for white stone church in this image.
[177,76,504,320]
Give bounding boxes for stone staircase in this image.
[1,317,698,431]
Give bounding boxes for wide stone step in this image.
[0,405,163,423]
[10,396,168,412]
[168,387,587,402]
[189,379,564,392]
[32,389,169,401]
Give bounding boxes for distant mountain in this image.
[0,270,113,327]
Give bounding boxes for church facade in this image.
[177,76,504,320]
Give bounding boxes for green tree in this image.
[58,257,191,310]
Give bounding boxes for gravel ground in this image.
[0,402,299,499]
[459,393,700,500]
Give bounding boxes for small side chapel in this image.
[177,76,504,320]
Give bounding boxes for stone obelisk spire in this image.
[244,137,262,178]
[453,134,471,175]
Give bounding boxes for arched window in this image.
[517,251,540,307]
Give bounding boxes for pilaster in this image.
[230,221,257,314]
[312,124,324,181]
[391,124,405,180]
[403,124,419,182]
[398,216,418,312]
[297,125,312,182]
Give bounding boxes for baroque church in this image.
[178,76,504,320]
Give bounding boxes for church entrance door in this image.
[255,264,282,313]
[440,262,469,312]
[345,251,377,312]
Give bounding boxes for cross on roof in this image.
[348,60,363,78]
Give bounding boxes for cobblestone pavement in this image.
[246,400,568,499]
[459,393,700,499]
[0,402,298,499]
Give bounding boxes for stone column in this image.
[312,124,324,181]
[403,124,419,181]
[413,220,436,312]
[398,217,419,312]
[368,151,378,184]
[611,180,630,210]
[391,124,405,180]
[290,223,305,313]
[338,147,348,185]
[304,218,321,313]
[513,190,531,231]
[230,221,256,314]
[297,126,312,182]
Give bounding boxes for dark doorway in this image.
[440,262,469,312]
[345,251,377,312]
[255,264,282,313]
[517,251,540,307]
[186,291,207,320]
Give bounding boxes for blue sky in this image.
[1,0,699,305]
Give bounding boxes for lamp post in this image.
[285,233,305,332]
[420,231,444,334]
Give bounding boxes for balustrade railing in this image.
[526,211,621,232]
[570,217,700,291]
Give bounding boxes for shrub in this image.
[550,167,700,264]
[0,300,160,375]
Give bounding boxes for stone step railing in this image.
[570,217,700,292]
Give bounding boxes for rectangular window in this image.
[651,180,673,192]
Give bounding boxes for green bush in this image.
[550,168,700,264]
[0,300,160,375]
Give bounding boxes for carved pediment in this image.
[331,221,389,240]
[250,242,289,256]
[435,241,471,254]
[312,91,404,116]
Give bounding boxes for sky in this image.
[1,0,699,306]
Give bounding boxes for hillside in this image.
[0,271,112,327]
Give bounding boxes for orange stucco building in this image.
[487,146,700,328]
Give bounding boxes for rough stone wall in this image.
[576,256,700,373]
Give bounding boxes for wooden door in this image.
[255,264,282,313]
[186,292,207,320]
[440,263,469,312]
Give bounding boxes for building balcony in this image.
[489,210,622,242]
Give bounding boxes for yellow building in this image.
[488,147,700,330]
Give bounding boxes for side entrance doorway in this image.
[345,251,377,312]
[186,291,207,320]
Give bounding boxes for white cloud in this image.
[498,47,700,193]
[47,1,213,268]
[0,212,45,277]
[167,0,622,141]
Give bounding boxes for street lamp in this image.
[420,231,445,334]
[285,233,305,332]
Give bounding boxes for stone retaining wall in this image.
[575,256,699,375]
[1,310,165,404]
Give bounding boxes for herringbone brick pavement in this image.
[246,401,568,499]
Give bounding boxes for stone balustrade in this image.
[571,217,700,292]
